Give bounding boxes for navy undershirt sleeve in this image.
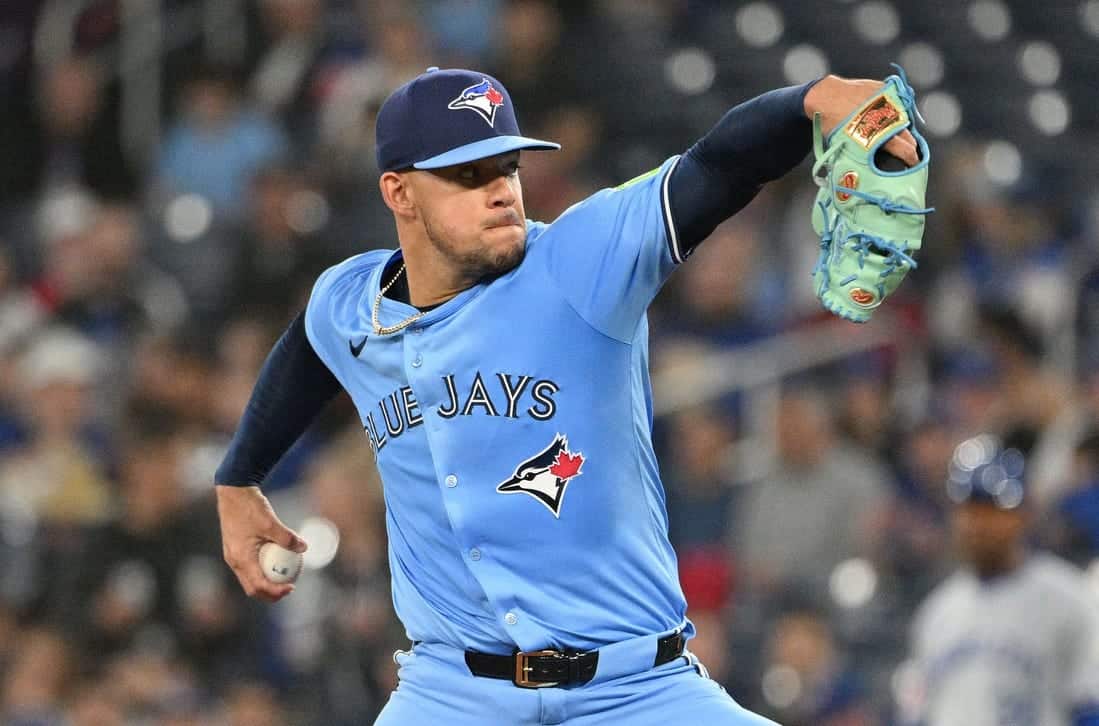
[215,310,342,487]
[668,80,819,253]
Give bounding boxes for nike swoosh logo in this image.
[349,335,368,357]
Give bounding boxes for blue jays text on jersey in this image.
[304,155,692,655]
[363,372,560,454]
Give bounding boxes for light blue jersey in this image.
[304,156,693,654]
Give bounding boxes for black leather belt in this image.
[464,630,686,688]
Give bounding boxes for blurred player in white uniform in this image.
[904,434,1099,726]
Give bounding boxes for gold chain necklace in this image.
[372,263,426,335]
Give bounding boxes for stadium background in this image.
[1,0,1098,723]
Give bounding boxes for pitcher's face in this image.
[409,151,527,283]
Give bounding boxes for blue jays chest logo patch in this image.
[497,434,584,518]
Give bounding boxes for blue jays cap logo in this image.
[447,78,506,127]
[497,434,584,517]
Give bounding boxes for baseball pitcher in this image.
[215,65,928,724]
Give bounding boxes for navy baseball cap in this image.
[375,67,560,172]
[946,434,1027,510]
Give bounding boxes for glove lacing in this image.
[810,73,935,301]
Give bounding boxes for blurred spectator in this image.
[64,679,126,726]
[128,333,214,432]
[59,414,264,685]
[313,4,432,251]
[156,65,289,214]
[881,416,959,601]
[934,345,1003,435]
[422,0,502,63]
[519,104,605,222]
[1,627,73,726]
[927,151,1071,350]
[487,0,579,122]
[977,305,1079,506]
[835,355,898,455]
[0,255,42,449]
[0,55,136,204]
[250,0,328,141]
[663,406,737,550]
[979,306,1072,435]
[32,203,187,348]
[221,681,289,726]
[755,603,877,726]
[100,650,203,724]
[317,6,431,174]
[733,388,893,595]
[0,246,46,362]
[903,435,1099,726]
[656,216,778,346]
[228,164,335,321]
[30,191,105,319]
[205,317,281,450]
[0,328,111,527]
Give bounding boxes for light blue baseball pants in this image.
[374,629,779,725]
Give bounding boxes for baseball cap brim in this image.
[412,135,560,170]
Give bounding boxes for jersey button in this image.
[411,354,423,368]
[445,474,457,488]
[469,548,481,561]
[504,612,518,626]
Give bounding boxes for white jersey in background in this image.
[909,553,1099,726]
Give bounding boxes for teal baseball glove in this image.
[810,65,932,323]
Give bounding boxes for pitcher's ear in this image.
[380,171,416,219]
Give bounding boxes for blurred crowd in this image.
[1,1,1098,724]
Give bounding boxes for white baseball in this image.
[259,542,304,584]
